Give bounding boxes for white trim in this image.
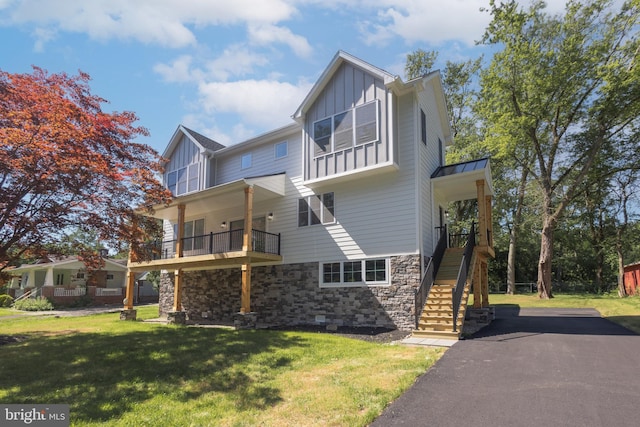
[319,257,390,288]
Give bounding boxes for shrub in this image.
[13,296,54,311]
[0,294,13,307]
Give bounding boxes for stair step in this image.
[412,330,460,340]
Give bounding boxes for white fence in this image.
[96,288,123,297]
[54,287,87,297]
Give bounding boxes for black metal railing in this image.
[136,229,281,261]
[452,222,476,332]
[414,225,448,328]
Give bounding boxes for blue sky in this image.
[0,0,569,154]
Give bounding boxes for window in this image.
[173,218,205,251]
[106,274,114,280]
[56,274,64,286]
[320,258,389,286]
[438,137,443,166]
[166,162,200,196]
[298,192,335,226]
[76,272,85,279]
[275,141,288,159]
[241,153,252,169]
[323,263,341,284]
[313,100,379,157]
[421,109,427,145]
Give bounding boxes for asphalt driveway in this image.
[372,306,640,427]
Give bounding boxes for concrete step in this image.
[413,329,461,340]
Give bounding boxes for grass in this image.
[0,306,442,426]
[0,307,24,317]
[471,292,640,334]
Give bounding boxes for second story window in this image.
[275,141,288,159]
[313,100,379,157]
[167,162,199,196]
[298,192,335,226]
[421,109,427,145]
[241,153,252,169]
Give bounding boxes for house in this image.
[124,51,495,338]
[8,255,156,305]
[623,262,640,295]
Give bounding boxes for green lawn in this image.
[0,307,25,317]
[473,293,640,334]
[0,306,442,426]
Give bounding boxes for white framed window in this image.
[274,141,288,159]
[166,162,200,196]
[106,274,114,280]
[173,218,205,251]
[241,153,252,169]
[56,274,64,286]
[76,272,85,279]
[320,258,389,287]
[298,192,335,227]
[313,100,379,157]
[420,109,427,145]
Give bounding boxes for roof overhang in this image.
[11,258,127,274]
[432,158,494,203]
[146,173,286,221]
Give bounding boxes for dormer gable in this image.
[294,51,401,185]
[162,125,225,197]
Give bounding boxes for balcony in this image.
[128,229,282,272]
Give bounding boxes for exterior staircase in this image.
[413,248,471,340]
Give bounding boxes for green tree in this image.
[479,0,640,298]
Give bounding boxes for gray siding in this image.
[165,135,210,193]
[304,63,392,182]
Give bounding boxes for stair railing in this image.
[414,226,448,328]
[452,222,476,332]
[14,288,35,302]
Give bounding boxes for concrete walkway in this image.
[373,306,640,427]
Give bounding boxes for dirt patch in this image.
[268,325,411,344]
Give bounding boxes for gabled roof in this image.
[161,125,226,161]
[292,50,399,121]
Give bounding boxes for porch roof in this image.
[148,173,286,221]
[431,158,494,203]
[11,257,128,274]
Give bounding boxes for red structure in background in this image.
[623,262,640,296]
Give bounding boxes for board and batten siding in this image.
[418,82,448,257]
[304,62,391,182]
[165,135,209,193]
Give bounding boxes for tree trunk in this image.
[507,167,529,295]
[507,229,517,294]
[616,228,627,298]
[537,218,555,299]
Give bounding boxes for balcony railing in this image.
[137,229,281,261]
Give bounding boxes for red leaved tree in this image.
[0,67,171,271]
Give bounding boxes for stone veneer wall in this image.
[159,255,421,330]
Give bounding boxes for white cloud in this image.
[204,47,270,81]
[3,0,298,48]
[248,24,313,58]
[153,55,200,83]
[197,79,312,129]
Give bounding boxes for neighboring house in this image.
[9,256,133,305]
[623,262,640,295]
[126,51,495,337]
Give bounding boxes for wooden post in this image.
[476,179,487,247]
[485,195,493,249]
[242,186,254,252]
[124,270,135,309]
[481,260,490,307]
[473,257,482,308]
[241,263,251,313]
[173,269,182,312]
[176,204,186,258]
[241,186,254,314]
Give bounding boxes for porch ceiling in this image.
[431,159,494,203]
[149,174,286,221]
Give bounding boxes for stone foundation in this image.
[167,311,187,325]
[234,312,258,329]
[159,255,422,331]
[120,309,137,321]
